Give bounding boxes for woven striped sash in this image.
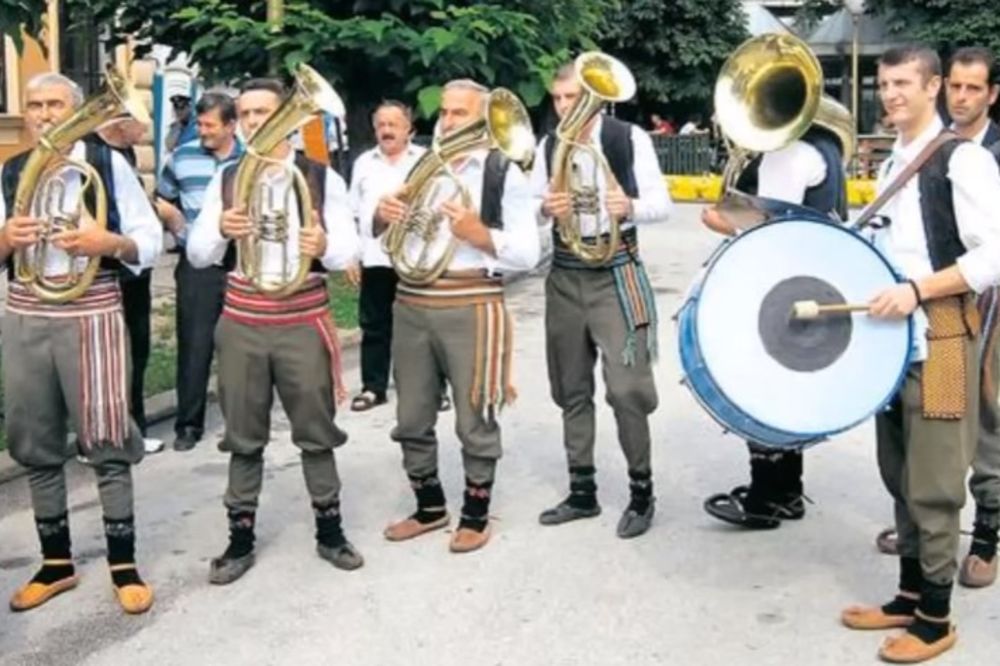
[397,273,515,415]
[222,274,345,404]
[6,272,129,449]
[551,227,658,366]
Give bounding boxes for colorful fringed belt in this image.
[222,274,345,403]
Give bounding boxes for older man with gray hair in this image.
[0,72,161,614]
[379,79,539,553]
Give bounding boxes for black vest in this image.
[479,149,511,230]
[2,139,123,279]
[543,116,639,199]
[914,136,967,271]
[801,128,848,220]
[220,152,328,272]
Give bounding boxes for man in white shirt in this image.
[380,79,540,554]
[531,62,673,540]
[187,78,362,584]
[841,45,1000,664]
[347,101,425,411]
[0,73,161,615]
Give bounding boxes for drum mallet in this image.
[791,300,869,320]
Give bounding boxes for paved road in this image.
[1,204,996,665]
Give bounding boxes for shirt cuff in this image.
[956,253,993,294]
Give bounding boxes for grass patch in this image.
[327,271,360,330]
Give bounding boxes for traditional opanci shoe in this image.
[8,559,79,612]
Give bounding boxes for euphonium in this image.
[714,33,855,198]
[549,52,636,266]
[13,65,150,303]
[232,63,345,298]
[383,87,534,286]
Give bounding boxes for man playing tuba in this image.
[187,76,362,584]
[0,72,162,614]
[380,79,539,553]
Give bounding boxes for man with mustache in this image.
[347,101,425,412]
[0,73,162,614]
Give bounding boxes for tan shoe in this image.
[110,564,154,614]
[878,626,957,663]
[383,513,449,542]
[449,525,491,553]
[9,560,79,612]
[841,605,915,630]
[958,554,997,588]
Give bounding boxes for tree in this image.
[598,0,749,123]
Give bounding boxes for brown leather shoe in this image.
[449,525,492,553]
[9,562,79,612]
[958,554,998,588]
[878,627,957,663]
[841,605,915,630]
[383,513,449,542]
[110,564,154,614]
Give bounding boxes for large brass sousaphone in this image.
[232,63,345,298]
[713,33,855,227]
[382,88,534,286]
[549,51,636,266]
[13,65,150,303]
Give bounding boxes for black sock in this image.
[314,501,347,548]
[566,466,597,510]
[222,510,256,560]
[458,479,492,532]
[906,580,952,644]
[969,515,999,562]
[409,473,447,524]
[31,514,75,585]
[626,470,653,514]
[104,516,144,588]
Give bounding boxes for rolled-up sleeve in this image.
[488,165,540,274]
[187,170,229,269]
[113,152,162,273]
[529,137,552,230]
[321,168,360,271]
[950,143,1000,293]
[629,126,673,224]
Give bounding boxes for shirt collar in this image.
[948,119,991,147]
[203,138,244,162]
[372,142,420,162]
[892,114,944,164]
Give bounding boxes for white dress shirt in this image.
[390,147,539,276]
[756,140,827,204]
[188,152,359,276]
[530,116,673,237]
[0,141,162,276]
[876,115,1000,294]
[349,143,425,268]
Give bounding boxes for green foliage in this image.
[327,272,359,330]
[0,0,48,53]
[598,0,750,118]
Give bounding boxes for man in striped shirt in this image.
[155,92,243,452]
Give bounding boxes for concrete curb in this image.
[0,327,362,486]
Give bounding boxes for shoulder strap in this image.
[853,131,958,230]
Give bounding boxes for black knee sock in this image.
[566,466,597,509]
[409,473,447,524]
[626,469,653,514]
[222,510,256,560]
[970,512,999,561]
[881,557,921,616]
[458,479,492,532]
[907,580,952,644]
[104,516,144,588]
[747,444,782,504]
[31,514,75,585]
[314,501,348,548]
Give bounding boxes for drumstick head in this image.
[759,276,852,372]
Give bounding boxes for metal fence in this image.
[651,135,717,175]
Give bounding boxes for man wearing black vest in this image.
[187,78,363,584]
[877,47,1000,590]
[700,124,849,531]
[531,63,673,539]
[840,46,1000,663]
[380,79,539,554]
[0,73,161,614]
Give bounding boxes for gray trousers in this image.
[545,266,658,474]
[2,311,143,521]
[972,336,1000,525]
[876,337,979,585]
[391,301,501,484]
[215,316,346,513]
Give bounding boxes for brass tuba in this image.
[232,63,345,299]
[549,51,636,266]
[383,87,534,286]
[13,65,150,303]
[714,33,855,204]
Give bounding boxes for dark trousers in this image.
[120,270,152,435]
[359,266,398,397]
[174,251,227,438]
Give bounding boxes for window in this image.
[0,41,8,113]
[59,9,108,95]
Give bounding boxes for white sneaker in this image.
[143,438,165,454]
